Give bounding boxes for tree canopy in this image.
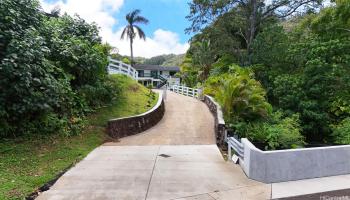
[183,0,350,149]
[0,0,119,137]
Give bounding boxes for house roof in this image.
[134,64,180,72]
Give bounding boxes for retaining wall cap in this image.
[242,137,350,153]
[108,91,163,122]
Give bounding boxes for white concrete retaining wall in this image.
[241,138,350,183]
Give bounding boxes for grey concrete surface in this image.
[37,92,270,200]
[241,138,350,183]
[271,174,350,199]
[104,91,216,146]
[37,145,270,200]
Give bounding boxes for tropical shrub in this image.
[240,112,304,150]
[331,118,350,145]
[250,0,350,144]
[0,0,118,138]
[213,65,272,123]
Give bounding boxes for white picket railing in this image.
[108,57,138,80]
[170,85,202,99]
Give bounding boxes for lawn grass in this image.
[0,74,158,200]
[88,74,158,126]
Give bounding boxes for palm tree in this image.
[121,9,149,65]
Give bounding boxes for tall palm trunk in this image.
[121,10,148,66]
[130,37,134,66]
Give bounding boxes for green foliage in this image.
[236,112,304,150]
[179,55,200,87]
[122,57,131,64]
[252,25,290,68]
[186,0,350,147]
[309,0,350,40]
[88,75,158,126]
[0,0,43,59]
[190,39,215,81]
[331,117,350,145]
[0,0,118,138]
[205,65,272,124]
[0,75,157,200]
[144,55,166,65]
[250,1,350,144]
[162,54,185,66]
[207,63,304,150]
[77,78,121,108]
[43,14,108,88]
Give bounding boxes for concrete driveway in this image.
[37,92,270,200]
[105,91,216,145]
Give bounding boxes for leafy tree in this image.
[252,25,290,68]
[190,39,216,81]
[251,0,350,143]
[238,112,304,150]
[162,54,185,66]
[0,0,74,136]
[179,55,200,87]
[186,0,323,64]
[121,9,149,65]
[0,0,43,60]
[0,0,120,137]
[43,14,108,88]
[331,117,350,145]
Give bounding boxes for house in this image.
[107,58,181,88]
[134,64,180,88]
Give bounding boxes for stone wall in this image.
[241,138,350,183]
[203,95,226,148]
[107,92,165,139]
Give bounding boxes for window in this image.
[137,70,144,77]
[151,70,158,78]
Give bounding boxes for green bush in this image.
[331,117,350,145]
[207,65,272,123]
[78,77,121,108]
[204,64,303,150]
[0,0,119,138]
[235,112,305,150]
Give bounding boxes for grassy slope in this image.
[0,74,158,200]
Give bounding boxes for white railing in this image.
[107,57,138,80]
[227,137,244,160]
[169,85,202,99]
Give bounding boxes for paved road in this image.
[105,91,216,145]
[38,92,270,200]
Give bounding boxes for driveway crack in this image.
[145,145,161,200]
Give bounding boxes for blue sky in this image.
[115,0,192,43]
[40,0,192,57]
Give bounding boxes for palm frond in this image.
[131,9,141,18]
[134,25,146,40]
[126,9,141,23]
[134,16,149,24]
[120,27,128,40]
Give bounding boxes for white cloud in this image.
[111,28,189,58]
[40,0,189,58]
